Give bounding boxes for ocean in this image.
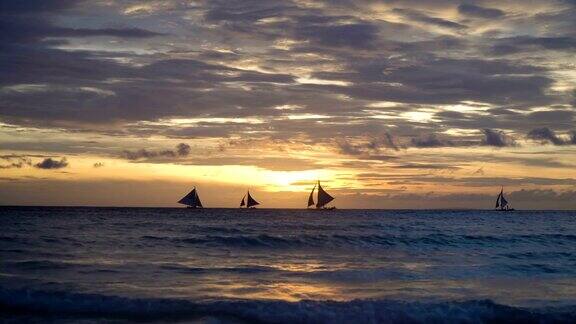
[1,207,576,323]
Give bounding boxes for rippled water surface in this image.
[1,207,576,322]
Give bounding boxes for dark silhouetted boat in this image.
[178,187,203,208]
[308,180,336,210]
[240,190,260,209]
[495,187,514,211]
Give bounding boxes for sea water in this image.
[1,207,576,323]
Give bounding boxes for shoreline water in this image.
[2,208,576,322]
[2,287,576,323]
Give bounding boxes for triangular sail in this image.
[500,192,508,208]
[178,187,202,208]
[495,189,502,209]
[307,184,316,207]
[246,191,259,208]
[195,190,203,208]
[240,194,246,207]
[316,181,334,208]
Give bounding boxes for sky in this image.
[1,0,576,209]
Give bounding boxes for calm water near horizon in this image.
[1,207,576,322]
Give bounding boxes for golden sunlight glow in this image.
[296,77,351,86]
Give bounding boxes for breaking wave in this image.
[1,288,575,323]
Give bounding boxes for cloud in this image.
[35,158,68,169]
[0,0,79,14]
[472,167,485,175]
[510,189,576,203]
[176,143,191,156]
[490,36,576,55]
[335,133,400,156]
[458,4,505,19]
[0,15,162,47]
[295,23,380,49]
[93,162,105,168]
[336,138,363,155]
[0,155,32,169]
[363,189,576,209]
[391,163,460,171]
[481,129,517,147]
[394,8,466,30]
[0,0,575,209]
[527,127,576,145]
[314,57,552,107]
[409,131,520,149]
[121,143,192,161]
[410,134,455,148]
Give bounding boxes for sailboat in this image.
[240,190,260,209]
[495,187,514,211]
[178,186,203,208]
[307,180,336,210]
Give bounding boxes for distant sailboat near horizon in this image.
[495,187,514,211]
[240,190,260,209]
[308,180,336,210]
[178,187,203,208]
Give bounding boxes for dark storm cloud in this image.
[141,59,294,84]
[335,133,400,156]
[203,0,295,23]
[202,0,398,50]
[313,57,552,106]
[490,36,576,55]
[457,4,505,19]
[0,0,162,46]
[0,0,79,14]
[410,134,455,148]
[0,0,559,133]
[0,17,162,44]
[414,129,519,148]
[121,143,191,161]
[527,110,575,129]
[481,129,517,147]
[0,0,574,163]
[0,54,297,125]
[35,158,68,169]
[527,128,576,145]
[338,128,522,153]
[294,23,380,49]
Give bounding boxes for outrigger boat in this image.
[178,186,203,209]
[307,180,336,210]
[240,190,260,209]
[495,187,514,211]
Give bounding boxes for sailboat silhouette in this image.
[178,187,203,208]
[495,187,514,211]
[240,190,260,209]
[307,180,336,210]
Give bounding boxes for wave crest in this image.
[1,288,575,323]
